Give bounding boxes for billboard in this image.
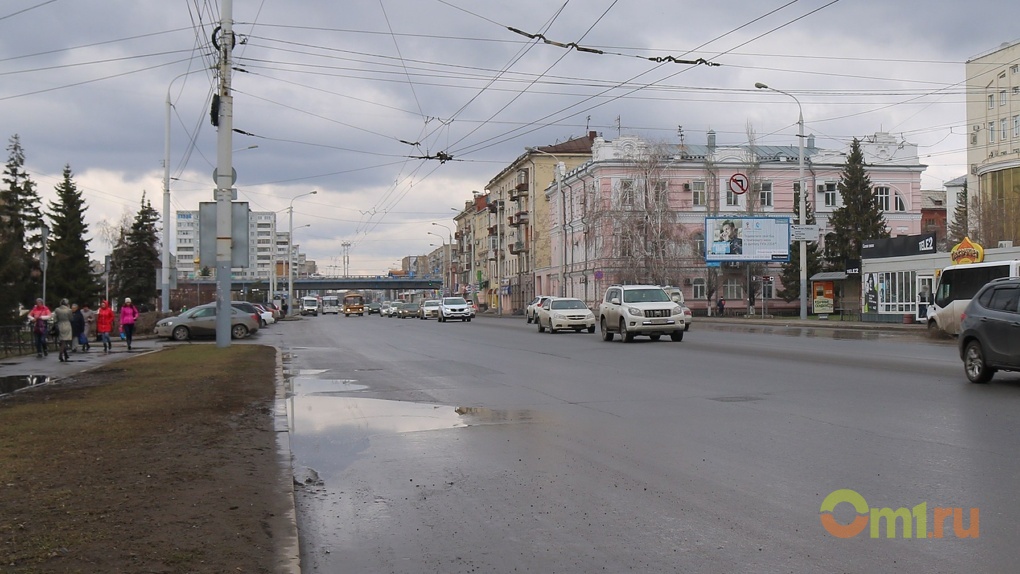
[704,217,791,263]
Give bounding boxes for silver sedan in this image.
[155,303,260,341]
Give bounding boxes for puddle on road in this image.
[0,375,50,396]
[299,377,370,395]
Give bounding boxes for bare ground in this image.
[0,345,293,574]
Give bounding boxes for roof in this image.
[533,131,597,155]
[810,271,848,281]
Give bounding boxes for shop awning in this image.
[810,271,848,281]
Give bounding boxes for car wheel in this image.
[526,313,532,324]
[600,317,613,341]
[670,330,684,342]
[587,325,596,334]
[620,318,634,343]
[466,318,471,322]
[261,319,268,327]
[171,325,190,341]
[649,334,661,341]
[964,340,993,383]
[231,324,249,339]
[537,319,545,333]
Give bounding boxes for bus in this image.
[928,260,1020,335]
[343,292,365,316]
[321,295,340,315]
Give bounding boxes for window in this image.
[989,122,996,143]
[1013,64,1019,74]
[693,232,705,258]
[692,181,706,206]
[1015,116,1020,139]
[693,278,706,299]
[761,281,774,300]
[875,186,890,211]
[819,182,838,207]
[894,191,905,212]
[1001,90,1008,106]
[651,180,667,205]
[619,179,635,206]
[726,188,740,206]
[988,94,995,109]
[1002,118,1009,141]
[758,181,773,207]
[723,278,743,300]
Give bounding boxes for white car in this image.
[526,296,552,323]
[438,297,472,322]
[598,285,685,342]
[536,297,596,334]
[419,299,441,320]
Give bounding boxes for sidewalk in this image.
[0,339,159,395]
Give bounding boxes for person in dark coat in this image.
[71,303,86,352]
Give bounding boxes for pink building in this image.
[541,131,925,314]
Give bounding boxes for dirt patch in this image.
[0,345,291,573]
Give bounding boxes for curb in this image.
[272,347,302,573]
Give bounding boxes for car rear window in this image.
[986,286,1020,313]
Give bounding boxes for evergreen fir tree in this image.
[46,165,100,306]
[824,138,889,268]
[1,134,45,308]
[947,182,969,246]
[110,195,160,306]
[0,222,27,325]
[777,189,823,302]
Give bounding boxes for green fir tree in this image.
[45,165,100,306]
[947,182,969,246]
[110,195,160,307]
[0,134,45,308]
[777,189,823,302]
[824,138,889,268]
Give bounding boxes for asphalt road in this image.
[273,313,1019,573]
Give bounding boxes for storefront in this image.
[860,234,943,323]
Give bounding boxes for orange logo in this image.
[950,237,984,265]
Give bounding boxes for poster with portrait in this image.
[704,217,791,263]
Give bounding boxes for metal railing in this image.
[0,324,55,358]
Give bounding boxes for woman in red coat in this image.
[96,300,115,353]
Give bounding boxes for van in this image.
[321,296,340,315]
[300,296,320,316]
[929,260,1020,335]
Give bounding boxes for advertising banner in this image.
[705,217,791,263]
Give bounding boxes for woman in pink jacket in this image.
[119,297,139,351]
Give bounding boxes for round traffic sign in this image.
[728,173,748,195]
[212,167,237,185]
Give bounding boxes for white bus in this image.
[321,295,340,315]
[928,260,1020,335]
[300,296,321,316]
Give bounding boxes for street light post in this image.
[40,224,49,305]
[287,190,317,316]
[756,82,807,320]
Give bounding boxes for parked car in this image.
[536,297,596,334]
[438,297,472,322]
[155,302,259,341]
[367,302,382,315]
[663,286,692,331]
[397,302,420,319]
[252,303,275,327]
[526,296,552,323]
[465,300,478,318]
[597,284,685,342]
[419,299,441,320]
[958,277,1020,383]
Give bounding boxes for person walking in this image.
[28,298,52,358]
[119,297,139,351]
[54,299,73,362]
[70,303,85,352]
[96,300,115,352]
[717,297,726,317]
[81,303,94,351]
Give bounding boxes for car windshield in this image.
[443,298,466,305]
[425,301,440,307]
[622,288,670,303]
[551,299,588,310]
[402,303,417,309]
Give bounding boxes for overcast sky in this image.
[3,0,1018,274]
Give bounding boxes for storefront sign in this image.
[950,237,984,265]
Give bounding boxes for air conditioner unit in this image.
[973,124,981,132]
[683,182,691,191]
[999,241,1014,248]
[817,184,825,193]
[970,134,978,145]
[683,278,692,286]
[971,164,979,175]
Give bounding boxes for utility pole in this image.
[341,241,351,276]
[213,0,234,347]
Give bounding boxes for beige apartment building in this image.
[966,40,1020,245]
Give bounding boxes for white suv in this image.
[438,297,472,322]
[598,285,686,342]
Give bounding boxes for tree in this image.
[777,189,823,302]
[45,165,100,306]
[0,134,45,308]
[824,138,889,268]
[110,194,160,306]
[947,182,969,247]
[0,221,27,325]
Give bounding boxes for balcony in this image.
[509,239,529,254]
[510,182,529,201]
[508,211,529,227]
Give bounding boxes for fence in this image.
[0,324,57,358]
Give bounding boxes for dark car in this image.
[367,302,382,315]
[397,302,420,319]
[959,277,1020,383]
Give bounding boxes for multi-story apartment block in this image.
[966,40,1020,244]
[545,131,925,312]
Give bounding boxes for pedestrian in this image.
[70,303,85,352]
[717,297,726,316]
[28,298,52,358]
[81,303,94,350]
[119,297,139,351]
[54,299,73,362]
[96,300,115,352]
[282,302,289,317]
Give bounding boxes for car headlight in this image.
[672,306,683,316]
[553,312,566,320]
[627,306,643,316]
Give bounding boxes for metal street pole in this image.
[756,82,807,320]
[213,0,235,347]
[287,191,316,316]
[40,224,49,305]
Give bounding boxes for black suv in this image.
[959,277,1020,383]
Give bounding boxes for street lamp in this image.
[755,82,807,320]
[432,222,453,294]
[527,147,567,296]
[40,224,49,305]
[288,190,317,316]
